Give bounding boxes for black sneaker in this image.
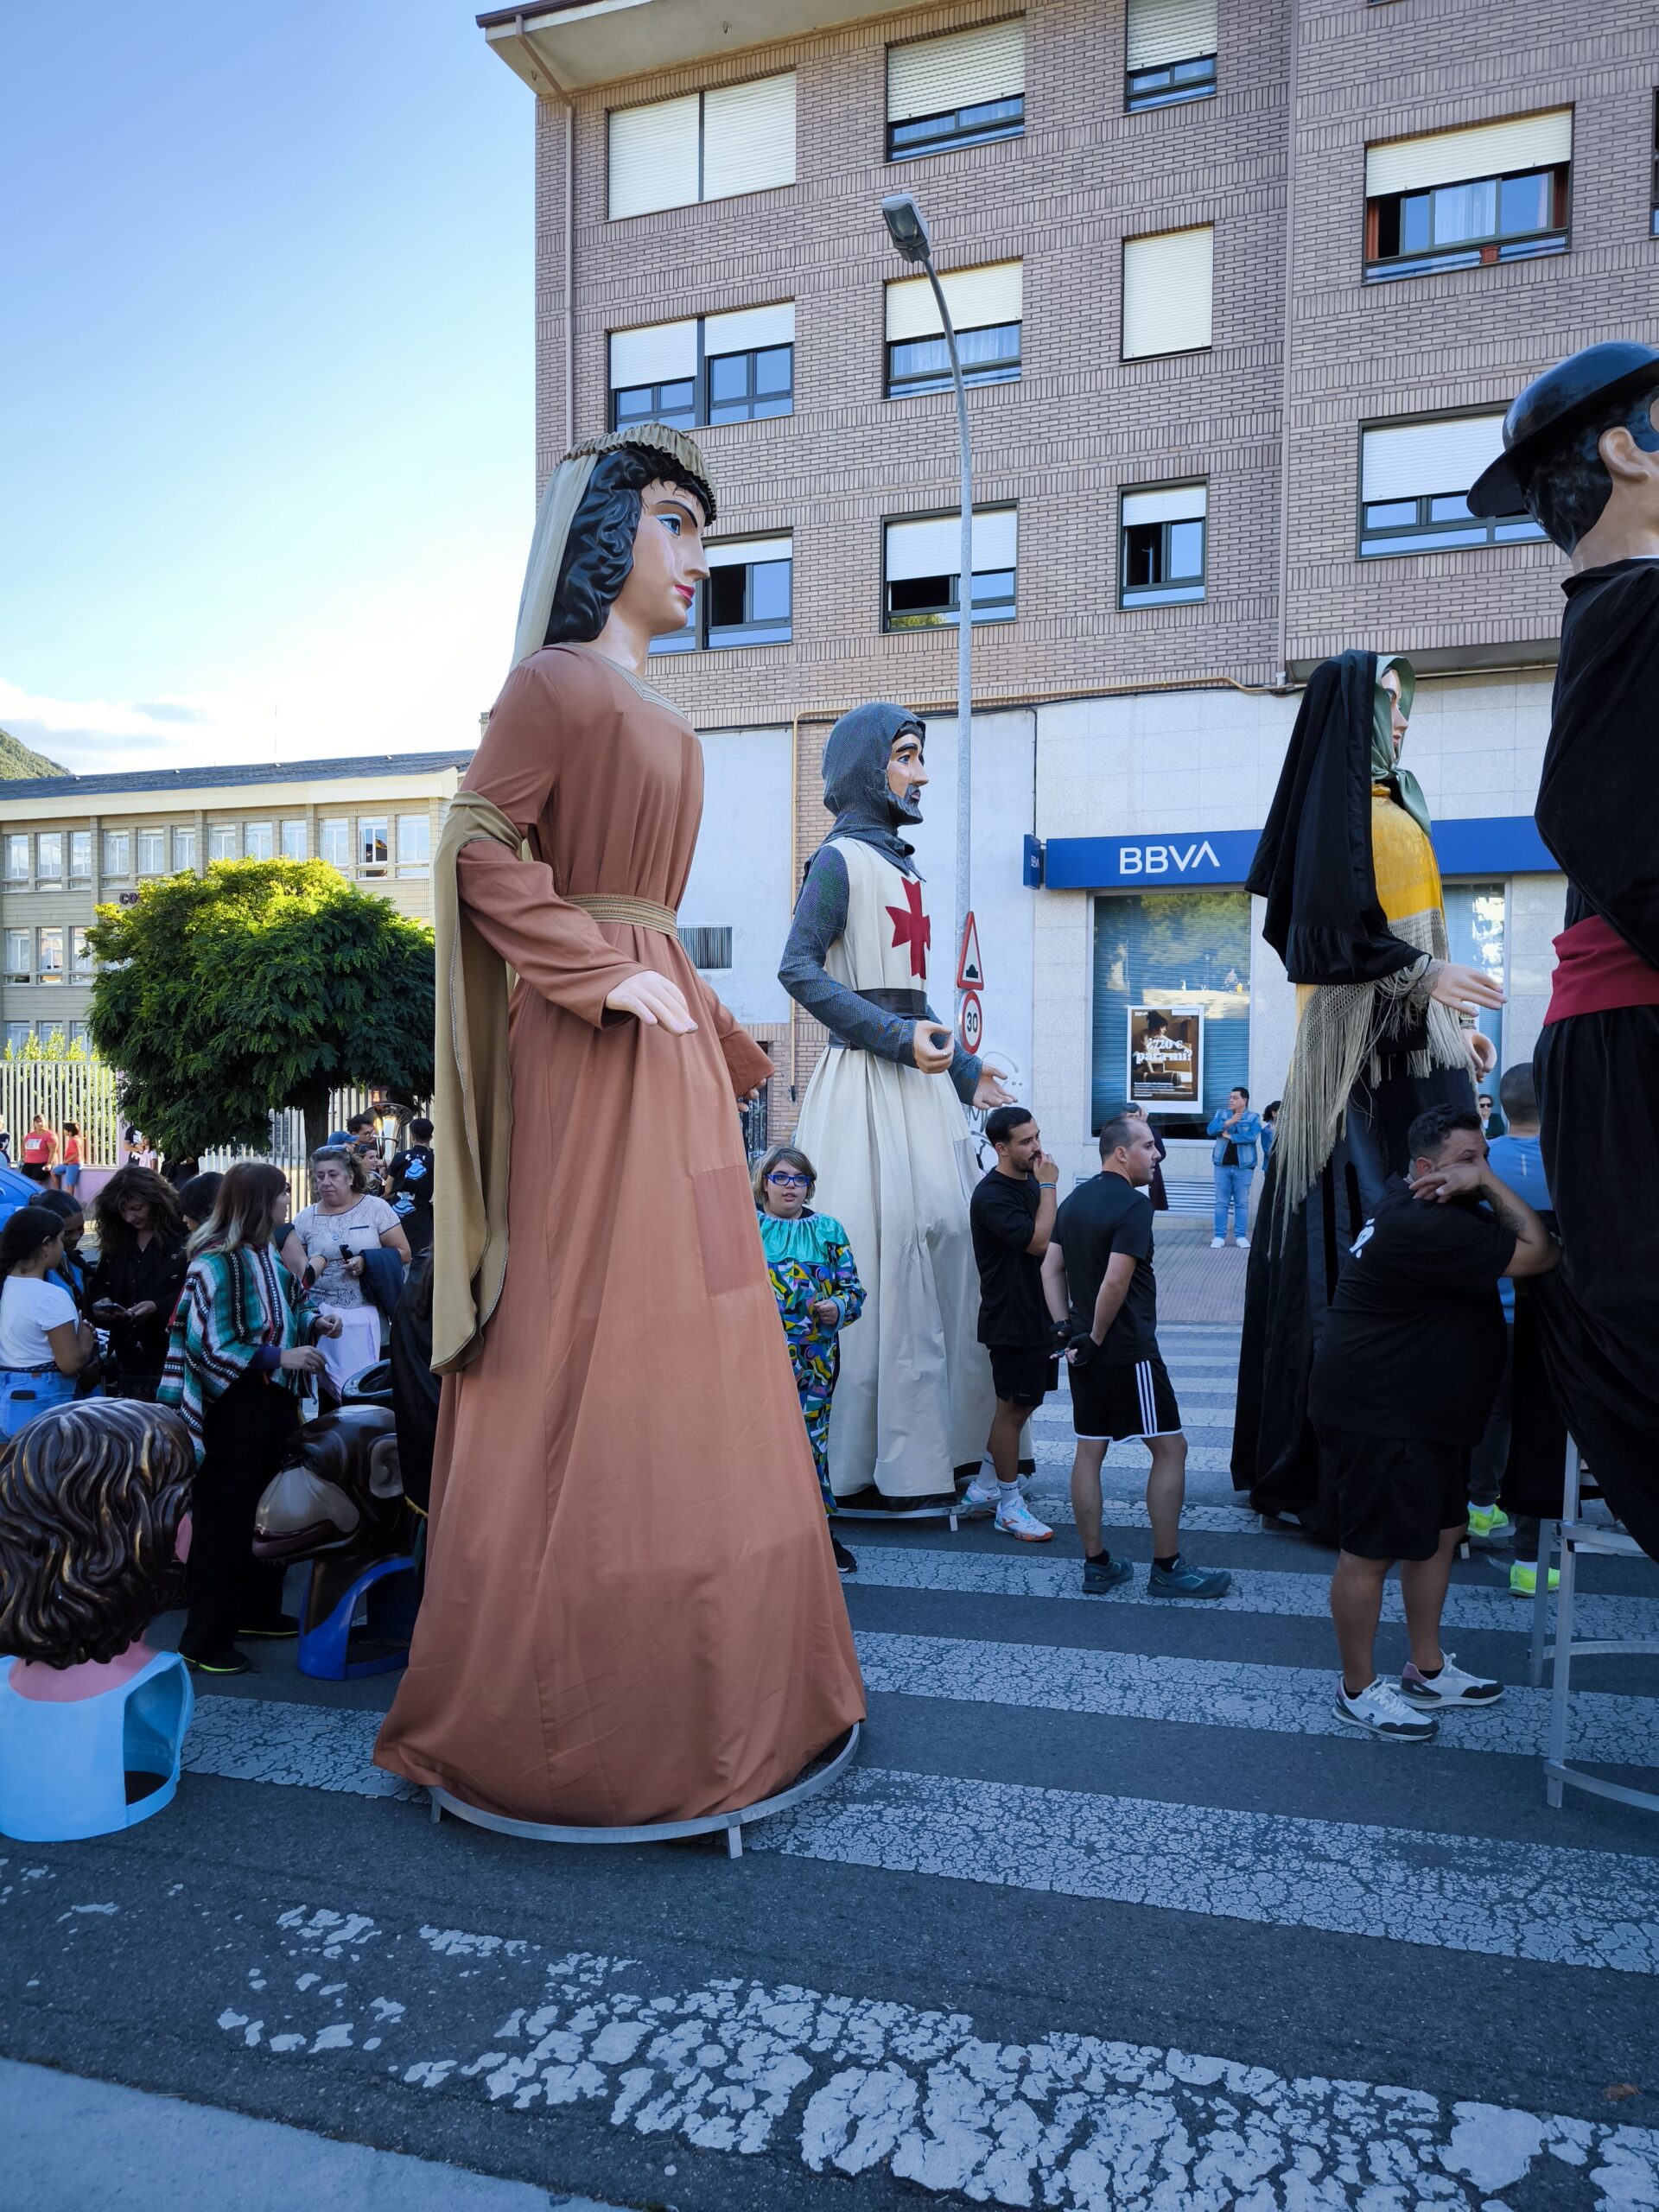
[183,1647,252,1676]
[239,1615,299,1640]
[831,1536,858,1577]
[1082,1554,1134,1595]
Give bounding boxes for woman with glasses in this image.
[755,1145,865,1577]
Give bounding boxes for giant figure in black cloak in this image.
[1231,652,1499,1529]
[1467,341,1659,1564]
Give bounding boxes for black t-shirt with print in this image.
[1052,1173,1159,1364]
[1309,1177,1516,1445]
[389,1145,435,1213]
[969,1167,1051,1346]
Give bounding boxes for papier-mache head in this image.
[822,701,928,832]
[1468,342,1659,553]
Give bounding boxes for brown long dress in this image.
[375,645,865,1825]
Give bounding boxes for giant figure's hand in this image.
[912,1020,953,1075]
[973,1070,1014,1109]
[1465,1028,1497,1078]
[606,970,698,1034]
[1428,962,1504,1017]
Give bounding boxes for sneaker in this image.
[1399,1655,1503,1708]
[1082,1553,1134,1595]
[1236,1236,1251,1250]
[1465,1504,1513,1549]
[1147,1554,1230,1599]
[1210,1236,1226,1249]
[994,1495,1054,1543]
[1509,1561,1560,1596]
[1335,1677,1438,1742]
[239,1614,300,1640]
[182,1648,252,1677]
[831,1535,858,1577]
[958,1478,1000,1520]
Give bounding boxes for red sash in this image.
[1544,913,1659,1024]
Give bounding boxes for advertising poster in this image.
[1128,1005,1203,1109]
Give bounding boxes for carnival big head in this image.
[822,702,930,841]
[1469,342,1659,562]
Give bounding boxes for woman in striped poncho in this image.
[159,1162,338,1676]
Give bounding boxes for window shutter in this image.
[702,73,797,201]
[1127,0,1219,70]
[702,302,795,355]
[706,536,792,569]
[607,93,701,219]
[1361,416,1507,503]
[608,320,698,389]
[1122,483,1207,525]
[887,510,1016,580]
[1365,110,1572,199]
[886,260,1023,342]
[1122,226,1213,359]
[887,19,1025,124]
[973,507,1017,571]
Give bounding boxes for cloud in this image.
[131,701,209,724]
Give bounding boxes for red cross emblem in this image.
[886,875,931,980]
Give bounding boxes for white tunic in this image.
[794,837,994,1499]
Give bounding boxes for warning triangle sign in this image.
[956,912,984,990]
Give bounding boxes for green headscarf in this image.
[1370,653,1433,839]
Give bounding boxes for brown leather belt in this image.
[568,893,678,938]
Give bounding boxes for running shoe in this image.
[1398,1655,1503,1708]
[1465,1504,1513,1549]
[239,1615,300,1640]
[1509,1561,1560,1596]
[994,1495,1053,1543]
[1334,1677,1438,1742]
[1147,1554,1230,1599]
[957,1478,1000,1520]
[1082,1553,1134,1594]
[1236,1236,1251,1250]
[1210,1236,1225,1249]
[182,1648,252,1677]
[831,1536,858,1577]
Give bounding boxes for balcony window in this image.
[3,836,28,883]
[1121,483,1207,606]
[209,823,238,861]
[886,261,1022,397]
[5,931,29,984]
[36,928,62,984]
[281,820,308,861]
[359,818,390,876]
[683,926,733,969]
[1365,111,1571,282]
[1125,0,1217,111]
[887,21,1025,160]
[1359,415,1548,556]
[103,831,130,880]
[397,814,431,876]
[172,827,196,872]
[69,831,92,883]
[607,74,795,219]
[1122,226,1214,358]
[884,508,1017,630]
[245,823,275,861]
[35,834,60,884]
[610,305,793,433]
[70,927,92,978]
[138,829,167,875]
[320,819,350,872]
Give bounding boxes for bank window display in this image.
[1121,482,1206,605]
[1090,890,1251,1137]
[1125,0,1217,111]
[607,74,796,220]
[609,305,793,433]
[883,506,1016,629]
[1122,226,1213,359]
[1442,880,1506,1066]
[1359,415,1547,556]
[887,20,1025,161]
[35,834,60,884]
[1364,111,1571,282]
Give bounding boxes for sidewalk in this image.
[1154,1213,1250,1325]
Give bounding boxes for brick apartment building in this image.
[484,0,1659,1182]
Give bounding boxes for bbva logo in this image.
[1116,840,1221,876]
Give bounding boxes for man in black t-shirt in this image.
[1041,1113,1230,1601]
[387,1117,436,1255]
[1310,1103,1557,1744]
[963,1106,1061,1541]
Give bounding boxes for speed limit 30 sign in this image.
[958,989,982,1055]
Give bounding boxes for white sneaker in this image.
[1398,1654,1503,1708]
[994,1495,1053,1543]
[1211,1236,1226,1249]
[1236,1236,1251,1250]
[1333,1677,1438,1742]
[958,1478,999,1520]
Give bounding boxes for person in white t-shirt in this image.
[281,1147,410,1389]
[0,1204,99,1433]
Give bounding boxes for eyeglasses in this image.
[766,1171,809,1186]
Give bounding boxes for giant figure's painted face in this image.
[821,702,928,833]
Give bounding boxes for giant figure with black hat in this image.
[1465,341,1659,1564]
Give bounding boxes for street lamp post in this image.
[882,192,974,1038]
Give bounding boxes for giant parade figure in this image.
[780,704,1010,1513]
[376,426,864,1825]
[1465,341,1659,1563]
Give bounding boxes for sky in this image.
[0,3,534,775]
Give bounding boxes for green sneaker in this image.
[1510,1561,1560,1596]
[1466,1504,1513,1548]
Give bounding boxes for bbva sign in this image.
[1116,839,1222,876]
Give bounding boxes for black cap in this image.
[1467,342,1659,518]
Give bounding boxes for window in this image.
[209,823,238,861]
[5,1022,31,1054]
[172,827,196,872]
[103,830,130,879]
[69,830,92,883]
[1091,892,1250,1137]
[1122,226,1213,358]
[69,926,91,978]
[359,817,390,875]
[883,508,1017,630]
[4,931,29,982]
[245,823,275,861]
[68,1021,91,1052]
[36,927,62,983]
[1121,483,1207,605]
[886,261,1022,397]
[1365,111,1571,281]
[887,20,1025,160]
[397,814,431,875]
[652,537,793,655]
[35,833,60,883]
[137,828,167,875]
[1653,91,1659,236]
[1444,882,1506,1065]
[1126,0,1217,110]
[1359,415,1548,556]
[281,820,308,861]
[683,926,733,969]
[607,73,795,219]
[321,818,350,871]
[3,836,28,883]
[610,304,793,432]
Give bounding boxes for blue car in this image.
[0,1158,56,1230]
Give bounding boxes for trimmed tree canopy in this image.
[86,860,435,1160]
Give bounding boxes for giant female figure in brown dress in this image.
[376,427,865,1825]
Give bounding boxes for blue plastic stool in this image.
[0,1649,194,1842]
[296,1554,418,1681]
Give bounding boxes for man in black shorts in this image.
[964,1105,1060,1541]
[1041,1113,1230,1599]
[1311,1103,1557,1742]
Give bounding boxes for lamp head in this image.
[881,193,932,264]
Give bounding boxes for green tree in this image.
[86,861,434,1160]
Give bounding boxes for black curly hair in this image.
[543,443,716,647]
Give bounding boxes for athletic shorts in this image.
[988,1344,1058,1409]
[1315,1423,1470,1562]
[1068,1353,1181,1443]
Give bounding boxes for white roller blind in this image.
[702,73,796,201]
[1361,416,1506,503]
[608,92,700,219]
[886,260,1023,343]
[1127,0,1220,69]
[1122,482,1207,525]
[886,508,1016,581]
[608,319,698,389]
[887,19,1025,123]
[1122,226,1214,359]
[1365,109,1572,198]
[702,301,795,355]
[706,536,792,569]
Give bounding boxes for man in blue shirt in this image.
[1206,1087,1262,1249]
